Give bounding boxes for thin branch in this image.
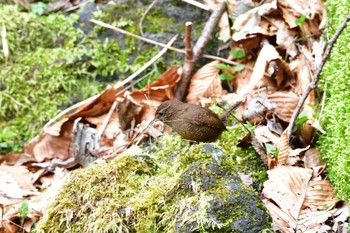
[139,0,158,36]
[98,100,118,137]
[182,0,209,11]
[287,12,350,142]
[90,19,248,68]
[175,1,227,100]
[175,22,194,100]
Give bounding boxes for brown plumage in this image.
[154,100,227,142]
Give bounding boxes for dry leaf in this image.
[278,0,325,34]
[267,91,299,122]
[303,147,324,169]
[131,66,181,104]
[24,120,73,162]
[263,166,340,232]
[186,61,225,104]
[69,85,124,120]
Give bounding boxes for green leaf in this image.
[219,73,235,81]
[234,64,245,72]
[246,121,255,132]
[295,110,308,126]
[265,143,275,155]
[216,64,232,72]
[231,50,245,59]
[218,35,231,42]
[30,2,48,16]
[20,200,29,218]
[295,15,307,26]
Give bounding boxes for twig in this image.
[43,35,178,130]
[98,100,118,137]
[287,12,350,143]
[90,19,247,68]
[175,22,194,100]
[182,0,209,11]
[139,0,158,36]
[174,1,227,100]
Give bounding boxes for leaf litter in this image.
[1,0,348,232]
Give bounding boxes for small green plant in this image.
[30,2,48,15]
[218,35,231,42]
[265,143,279,157]
[295,15,307,26]
[19,199,30,229]
[245,121,255,132]
[231,50,245,59]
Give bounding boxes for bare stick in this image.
[182,0,209,11]
[287,12,350,142]
[90,19,247,68]
[176,22,195,100]
[139,0,158,36]
[174,1,227,100]
[98,100,118,137]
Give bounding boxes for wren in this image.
[154,100,240,142]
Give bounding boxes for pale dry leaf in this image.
[232,1,278,47]
[0,165,37,196]
[263,166,340,232]
[274,19,298,57]
[117,93,143,130]
[267,91,299,122]
[237,40,280,100]
[217,12,231,40]
[308,118,325,134]
[24,120,73,162]
[275,130,309,166]
[278,0,325,34]
[241,97,277,124]
[303,147,324,169]
[186,61,225,104]
[254,125,280,145]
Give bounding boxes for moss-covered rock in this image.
[318,1,350,200]
[35,125,270,232]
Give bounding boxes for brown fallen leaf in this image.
[263,166,340,232]
[186,61,226,104]
[267,91,299,123]
[24,119,73,162]
[131,66,181,104]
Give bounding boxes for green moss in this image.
[317,1,350,200]
[36,124,269,232]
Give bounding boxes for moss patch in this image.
[35,124,270,232]
[318,1,350,200]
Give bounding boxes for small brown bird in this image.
[154,100,240,142]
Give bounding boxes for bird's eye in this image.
[158,111,164,116]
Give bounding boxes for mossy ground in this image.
[35,124,269,232]
[318,1,350,200]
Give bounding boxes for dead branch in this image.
[287,12,350,143]
[175,22,195,100]
[174,1,227,100]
